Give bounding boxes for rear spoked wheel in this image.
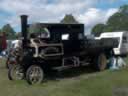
[97,53,107,71]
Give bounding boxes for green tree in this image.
[119,4,128,14]
[29,23,42,34]
[91,4,128,36]
[15,32,21,38]
[92,24,105,36]
[1,24,16,40]
[60,14,79,24]
[104,12,128,31]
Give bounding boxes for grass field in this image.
[0,58,128,96]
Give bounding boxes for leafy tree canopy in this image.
[91,24,105,36]
[60,14,79,24]
[91,4,128,36]
[1,24,16,40]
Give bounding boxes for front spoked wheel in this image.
[26,65,44,85]
[8,65,24,80]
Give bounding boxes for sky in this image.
[0,0,128,34]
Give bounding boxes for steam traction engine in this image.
[8,15,118,84]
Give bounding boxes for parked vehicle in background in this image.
[95,31,128,56]
[6,40,22,68]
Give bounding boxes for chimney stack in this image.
[21,15,28,48]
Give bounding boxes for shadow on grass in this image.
[45,65,97,82]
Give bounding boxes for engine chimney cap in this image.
[21,15,28,18]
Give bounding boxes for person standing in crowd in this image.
[0,32,7,57]
[1,32,7,50]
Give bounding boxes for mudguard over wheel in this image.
[8,65,24,80]
[97,53,107,71]
[26,65,44,85]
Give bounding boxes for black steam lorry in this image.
[8,15,118,84]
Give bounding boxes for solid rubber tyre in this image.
[97,53,107,71]
[8,65,24,80]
